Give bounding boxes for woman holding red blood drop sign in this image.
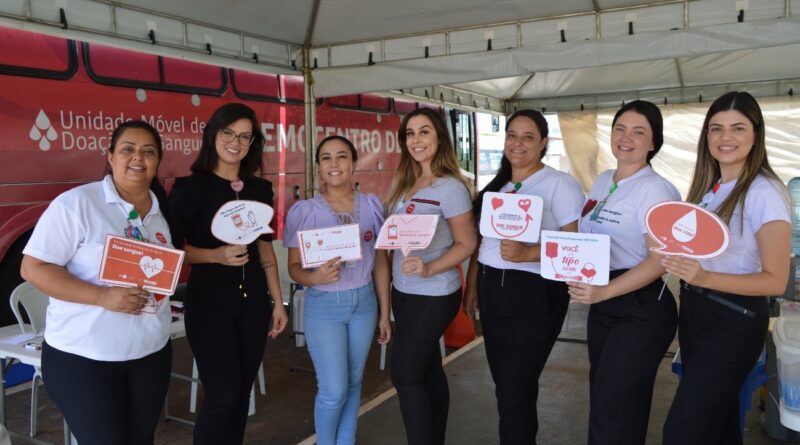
[569,100,680,444]
[662,92,791,444]
[465,109,584,444]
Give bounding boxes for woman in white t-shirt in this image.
[20,121,178,444]
[662,92,791,444]
[569,100,680,444]
[464,109,584,443]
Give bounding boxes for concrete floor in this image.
[4,296,792,444]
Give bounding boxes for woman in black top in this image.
[169,103,287,444]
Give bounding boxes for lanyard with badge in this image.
[589,183,618,222]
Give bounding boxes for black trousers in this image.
[662,284,768,445]
[184,292,270,445]
[390,286,461,445]
[477,264,570,445]
[587,271,677,445]
[41,340,172,445]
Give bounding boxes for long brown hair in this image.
[686,91,782,225]
[387,108,471,212]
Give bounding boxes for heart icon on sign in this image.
[581,264,597,279]
[491,197,503,210]
[139,256,164,279]
[518,199,531,213]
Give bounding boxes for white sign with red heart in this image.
[479,192,544,243]
[540,230,610,285]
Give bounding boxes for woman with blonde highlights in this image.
[387,108,477,445]
[663,92,790,444]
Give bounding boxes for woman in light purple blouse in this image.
[283,135,391,445]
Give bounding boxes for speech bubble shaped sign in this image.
[479,192,544,243]
[375,214,439,255]
[211,200,274,245]
[646,201,729,258]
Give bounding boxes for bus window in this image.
[361,94,391,113]
[0,27,76,79]
[394,99,417,115]
[162,58,225,92]
[231,69,281,101]
[328,95,360,110]
[452,110,475,174]
[281,75,304,103]
[85,43,160,84]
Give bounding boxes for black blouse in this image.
[169,172,274,305]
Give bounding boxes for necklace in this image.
[508,181,523,194]
[231,179,244,199]
[589,183,618,222]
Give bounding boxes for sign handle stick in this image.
[657,273,670,301]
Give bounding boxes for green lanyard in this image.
[589,183,618,222]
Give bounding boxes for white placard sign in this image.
[540,230,611,285]
[479,192,544,243]
[297,224,363,268]
[211,200,274,245]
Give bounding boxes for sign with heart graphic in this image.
[297,224,363,268]
[540,230,610,285]
[646,201,729,258]
[99,235,185,295]
[479,192,544,243]
[211,200,274,245]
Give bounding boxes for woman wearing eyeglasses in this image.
[168,103,288,444]
[568,100,679,444]
[283,135,391,445]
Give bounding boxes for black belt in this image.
[681,281,756,318]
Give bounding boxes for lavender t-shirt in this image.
[284,192,385,292]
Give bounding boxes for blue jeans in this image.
[304,282,378,445]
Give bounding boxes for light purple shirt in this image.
[284,192,385,292]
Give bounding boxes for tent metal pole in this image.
[303,47,317,199]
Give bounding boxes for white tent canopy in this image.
[2,0,799,112]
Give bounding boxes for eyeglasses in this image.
[219,128,254,146]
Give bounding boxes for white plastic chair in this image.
[9,281,49,437]
[379,309,445,370]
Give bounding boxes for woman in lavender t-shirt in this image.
[284,135,391,445]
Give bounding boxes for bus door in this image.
[448,109,476,181]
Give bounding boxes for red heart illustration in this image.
[582,199,598,217]
[518,199,531,213]
[491,197,503,210]
[581,264,597,278]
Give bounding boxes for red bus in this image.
[0,26,477,324]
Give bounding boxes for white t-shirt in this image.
[478,165,584,274]
[699,174,790,274]
[580,167,680,270]
[23,175,173,361]
[391,176,473,296]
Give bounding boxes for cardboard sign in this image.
[211,200,274,245]
[479,192,544,243]
[99,235,185,295]
[375,214,439,255]
[298,224,363,268]
[540,230,610,285]
[646,201,730,258]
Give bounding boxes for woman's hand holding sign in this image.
[567,282,610,305]
[500,240,537,263]
[214,244,249,266]
[311,256,342,285]
[97,286,150,315]
[401,255,431,277]
[661,255,706,287]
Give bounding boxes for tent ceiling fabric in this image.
[1,0,799,109]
